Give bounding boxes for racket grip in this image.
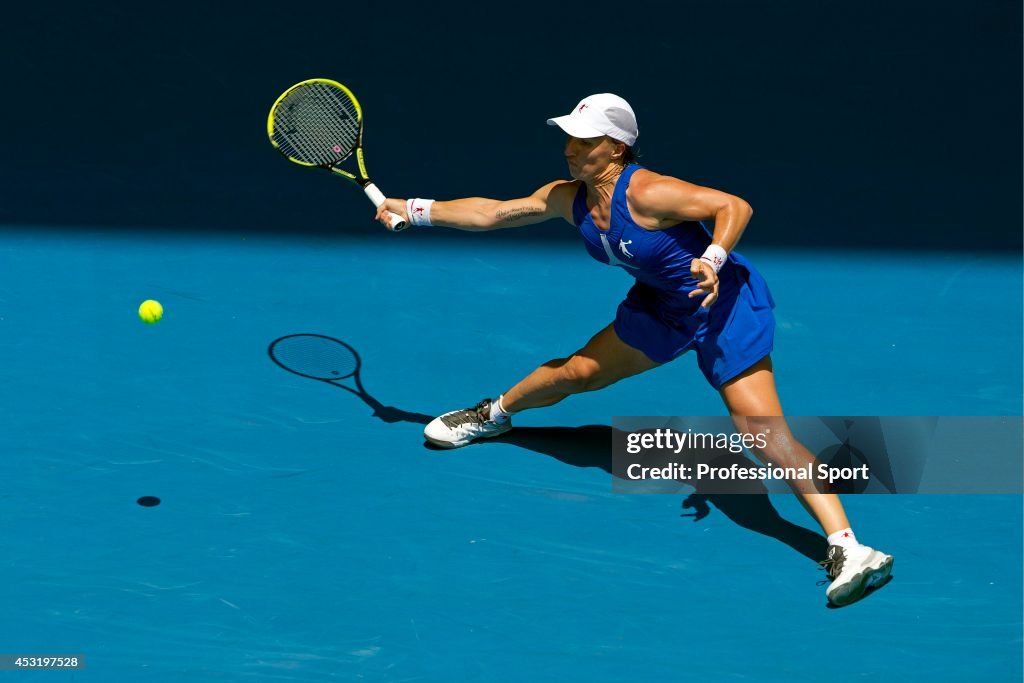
[364,183,408,232]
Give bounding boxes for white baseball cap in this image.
[546,93,638,147]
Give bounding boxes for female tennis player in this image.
[374,93,893,606]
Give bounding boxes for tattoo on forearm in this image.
[495,207,543,223]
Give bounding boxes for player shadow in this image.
[267,335,825,564]
[486,425,828,564]
[338,397,827,562]
[314,386,826,561]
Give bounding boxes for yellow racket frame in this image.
[266,78,370,183]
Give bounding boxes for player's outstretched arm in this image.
[375,180,577,231]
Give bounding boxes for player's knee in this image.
[735,416,777,439]
[559,355,609,393]
[734,416,803,464]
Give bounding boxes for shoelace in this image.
[817,546,846,585]
[439,400,491,429]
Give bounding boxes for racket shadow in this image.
[267,333,433,425]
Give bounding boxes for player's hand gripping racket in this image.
[267,79,406,231]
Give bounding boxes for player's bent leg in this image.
[502,323,661,412]
[423,323,660,448]
[719,355,894,606]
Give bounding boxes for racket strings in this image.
[277,84,358,158]
[270,335,360,380]
[275,96,354,163]
[273,83,361,165]
[288,90,356,161]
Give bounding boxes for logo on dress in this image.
[578,103,589,113]
[599,234,638,270]
[619,240,634,259]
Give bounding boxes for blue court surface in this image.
[1,227,1021,681]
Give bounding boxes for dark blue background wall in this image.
[3,1,1020,249]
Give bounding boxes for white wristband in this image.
[406,198,435,227]
[700,244,728,273]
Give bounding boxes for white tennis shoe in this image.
[820,544,894,606]
[424,399,512,448]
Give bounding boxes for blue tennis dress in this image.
[572,163,776,389]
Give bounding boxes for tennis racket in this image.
[267,79,406,231]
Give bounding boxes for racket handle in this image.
[364,183,408,232]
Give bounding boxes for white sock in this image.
[827,528,860,549]
[489,395,512,424]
